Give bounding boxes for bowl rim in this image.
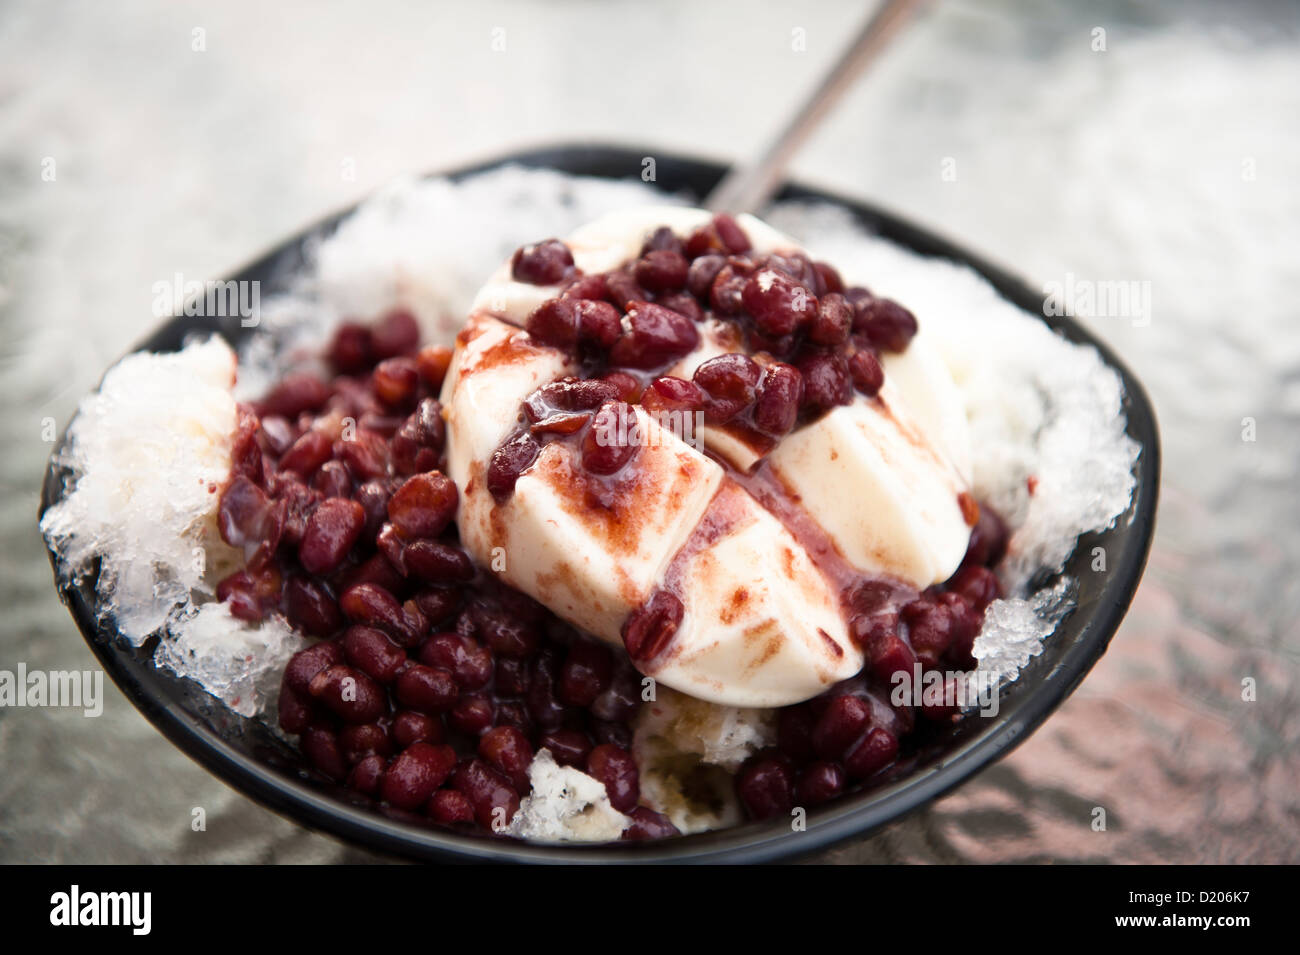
[40,143,1160,864]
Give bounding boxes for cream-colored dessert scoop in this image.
[442,207,973,706]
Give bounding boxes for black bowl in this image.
[39,144,1160,864]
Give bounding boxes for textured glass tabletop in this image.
[1,0,1296,863]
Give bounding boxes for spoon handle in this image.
[706,0,930,214]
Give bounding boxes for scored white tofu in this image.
[650,484,862,708]
[492,412,722,640]
[880,329,973,485]
[768,378,970,588]
[443,206,976,706]
[442,311,860,707]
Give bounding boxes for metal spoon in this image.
[706,0,929,214]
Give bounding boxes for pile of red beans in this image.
[211,219,1008,839]
[214,308,674,839]
[486,215,921,502]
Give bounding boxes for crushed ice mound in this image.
[508,749,630,843]
[40,337,243,645]
[41,336,296,721]
[632,687,773,834]
[634,686,775,773]
[971,579,1076,688]
[156,603,308,718]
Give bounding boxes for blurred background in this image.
[2,0,1297,862]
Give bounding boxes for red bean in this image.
[394,664,457,713]
[479,725,534,792]
[452,758,520,831]
[494,657,531,697]
[311,460,353,499]
[809,292,853,345]
[753,362,803,436]
[511,238,573,285]
[278,429,333,477]
[339,722,393,764]
[735,754,795,820]
[217,476,283,551]
[526,652,567,730]
[448,695,496,736]
[813,261,845,294]
[621,590,683,662]
[339,583,423,646]
[797,351,853,413]
[586,744,640,813]
[589,665,641,723]
[600,371,642,402]
[381,742,456,810]
[428,788,475,824]
[849,349,884,397]
[855,298,918,352]
[810,694,871,761]
[858,616,916,685]
[776,706,817,763]
[308,664,386,724]
[622,806,681,841]
[708,261,753,316]
[684,214,750,257]
[284,640,344,696]
[404,539,475,584]
[640,376,705,416]
[419,632,493,690]
[524,378,619,419]
[796,761,846,807]
[640,226,684,256]
[963,505,1009,568]
[603,269,648,310]
[558,640,613,707]
[329,322,374,374]
[340,553,404,598]
[843,727,899,779]
[538,729,592,768]
[386,471,457,539]
[472,603,541,658]
[416,345,453,391]
[347,754,387,796]
[258,373,329,419]
[580,401,639,475]
[277,682,316,734]
[903,599,955,668]
[634,249,689,292]
[301,725,349,781]
[608,301,699,369]
[686,253,726,299]
[693,353,761,423]
[370,308,420,360]
[561,273,608,302]
[299,497,365,575]
[591,719,632,749]
[487,431,540,500]
[741,268,817,337]
[391,710,444,748]
[412,587,460,626]
[948,564,1001,610]
[343,625,408,684]
[526,298,581,348]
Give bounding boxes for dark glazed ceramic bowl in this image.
[39,145,1160,863]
